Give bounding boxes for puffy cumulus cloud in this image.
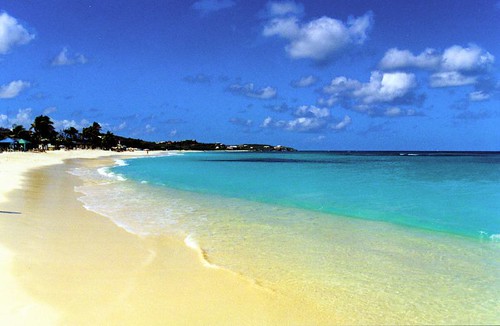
[293,105,330,118]
[0,111,91,132]
[285,117,327,132]
[354,72,416,104]
[0,108,33,128]
[380,45,494,72]
[379,48,441,70]
[51,48,88,66]
[0,12,34,54]
[263,2,373,63]
[379,44,495,89]
[0,80,30,99]
[192,0,235,15]
[261,105,350,133]
[262,114,351,133]
[262,116,327,132]
[319,71,425,117]
[228,83,277,99]
[290,75,317,88]
[441,45,494,73]
[323,71,416,105]
[53,119,89,131]
[266,1,304,17]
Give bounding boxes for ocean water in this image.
[71,152,500,324]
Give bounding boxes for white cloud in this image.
[331,115,351,130]
[320,71,423,116]
[441,45,494,72]
[323,76,361,96]
[379,48,440,70]
[43,106,57,115]
[323,71,416,105]
[192,0,235,14]
[266,1,304,17]
[354,71,417,104]
[0,80,30,99]
[228,83,277,99]
[294,105,330,118]
[380,45,494,73]
[429,71,477,88]
[8,108,33,127]
[384,107,402,117]
[145,124,156,133]
[0,12,35,54]
[285,117,327,132]
[261,105,347,133]
[379,45,495,89]
[291,75,317,88]
[52,48,88,66]
[0,114,8,127]
[469,91,490,101]
[263,4,373,63]
[262,116,273,128]
[263,17,301,39]
[53,119,89,131]
[116,121,127,131]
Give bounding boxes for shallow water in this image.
[70,152,500,324]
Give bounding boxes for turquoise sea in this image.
[72,151,500,324]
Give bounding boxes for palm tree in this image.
[82,122,102,149]
[101,131,117,150]
[0,127,10,140]
[61,126,80,148]
[31,115,56,147]
[10,124,31,140]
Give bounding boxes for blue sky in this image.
[0,0,499,150]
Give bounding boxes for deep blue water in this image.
[113,151,500,239]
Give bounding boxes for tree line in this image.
[0,115,119,150]
[0,114,296,152]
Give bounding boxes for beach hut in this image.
[17,138,31,151]
[0,137,16,151]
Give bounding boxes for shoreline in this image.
[0,150,329,324]
[2,150,498,324]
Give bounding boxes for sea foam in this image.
[184,234,219,269]
[97,166,127,181]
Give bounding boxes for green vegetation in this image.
[0,115,295,152]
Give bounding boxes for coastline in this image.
[0,150,329,325]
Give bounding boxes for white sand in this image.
[0,150,152,325]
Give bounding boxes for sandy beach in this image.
[0,150,329,325]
